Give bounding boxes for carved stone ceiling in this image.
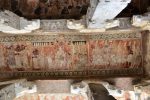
[0,0,89,19]
[0,0,149,33]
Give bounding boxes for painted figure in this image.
[5,44,16,70]
[32,48,40,70]
[55,46,66,70]
[0,44,5,68]
[44,44,55,70]
[14,43,28,70]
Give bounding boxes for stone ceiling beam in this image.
[87,0,131,29]
[0,10,40,33]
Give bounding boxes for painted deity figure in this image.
[92,44,103,65]
[47,55,53,69]
[72,42,87,70]
[133,40,142,67]
[5,44,16,70]
[109,40,117,67]
[25,42,33,70]
[64,41,73,70]
[32,47,46,70]
[14,45,22,69]
[101,41,112,68]
[91,40,106,68]
[55,46,66,69]
[20,43,30,70]
[44,44,54,70]
[32,48,40,69]
[14,44,28,69]
[37,47,46,70]
[0,43,5,68]
[121,41,129,68]
[78,44,88,69]
[116,40,125,68]
[126,41,134,68]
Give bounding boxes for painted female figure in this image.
[55,45,66,70]
[5,44,16,70]
[32,48,40,70]
[0,43,6,69]
[14,43,28,70]
[44,43,55,70]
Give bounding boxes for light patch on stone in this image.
[0,10,40,34]
[105,19,119,29]
[79,28,106,32]
[132,15,150,31]
[88,0,131,28]
[67,20,85,30]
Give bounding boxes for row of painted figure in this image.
[0,39,142,71]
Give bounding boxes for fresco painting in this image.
[0,38,142,71]
[14,94,86,100]
[89,39,142,69]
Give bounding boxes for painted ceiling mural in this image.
[0,32,144,78]
[0,39,142,71]
[0,0,89,19]
[14,94,86,100]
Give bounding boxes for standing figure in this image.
[126,41,134,68]
[123,41,129,68]
[44,44,53,70]
[78,43,88,70]
[38,47,46,70]
[14,44,27,70]
[20,44,29,70]
[55,46,66,70]
[92,42,101,66]
[0,43,5,69]
[101,40,110,68]
[5,45,16,70]
[132,40,142,67]
[64,41,73,70]
[116,40,123,68]
[110,40,118,68]
[32,48,40,70]
[25,42,33,70]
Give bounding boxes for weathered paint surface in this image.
[0,33,143,77]
[14,94,86,100]
[0,39,142,71]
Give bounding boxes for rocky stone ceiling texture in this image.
[0,0,149,20]
[0,0,89,19]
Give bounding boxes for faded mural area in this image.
[0,33,142,71]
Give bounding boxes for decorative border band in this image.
[0,68,144,79]
[0,33,141,42]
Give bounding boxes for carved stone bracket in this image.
[40,20,68,31]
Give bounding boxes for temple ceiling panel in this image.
[0,0,89,19]
[14,94,87,100]
[0,32,144,79]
